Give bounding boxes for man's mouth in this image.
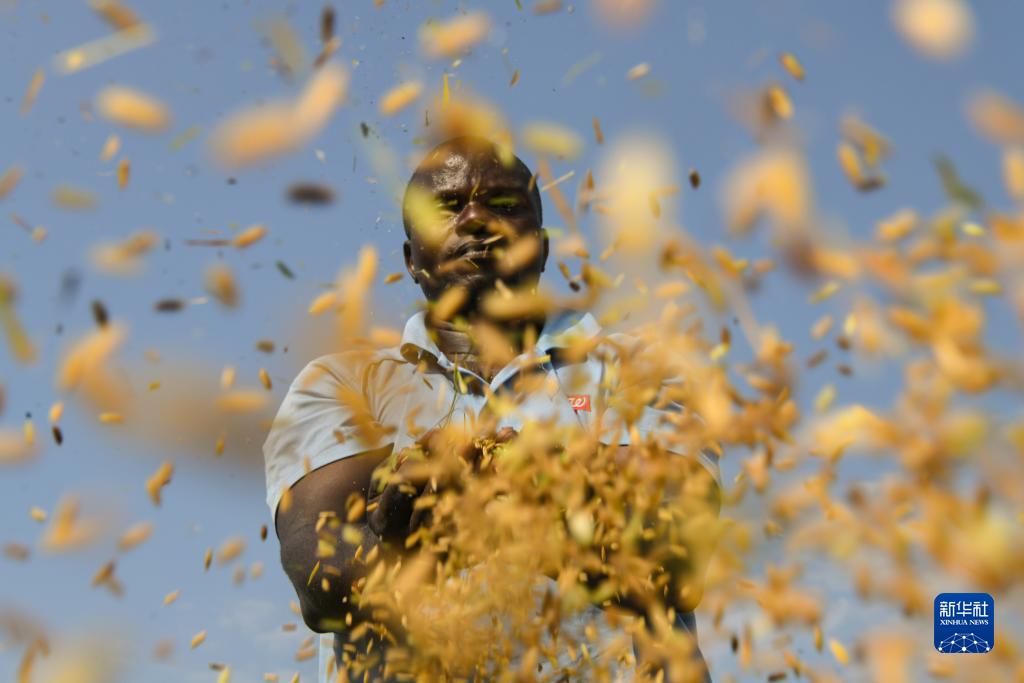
[432,238,510,277]
[459,249,493,261]
[454,238,505,261]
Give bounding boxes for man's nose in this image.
[454,200,490,237]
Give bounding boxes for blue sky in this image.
[1,1,1022,680]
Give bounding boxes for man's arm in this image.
[276,426,491,634]
[275,446,391,633]
[597,444,721,616]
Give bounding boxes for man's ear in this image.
[403,240,418,284]
[540,228,549,273]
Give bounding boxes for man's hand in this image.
[367,426,518,545]
[366,432,436,544]
[471,425,518,473]
[366,465,424,544]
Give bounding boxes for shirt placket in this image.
[434,354,489,427]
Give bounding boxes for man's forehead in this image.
[413,146,528,193]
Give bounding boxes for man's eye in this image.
[487,196,522,213]
[436,198,461,215]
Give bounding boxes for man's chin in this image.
[431,270,541,308]
[459,275,500,302]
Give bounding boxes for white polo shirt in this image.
[263,309,719,681]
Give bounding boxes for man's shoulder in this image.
[294,345,411,390]
[600,330,643,350]
[589,328,686,386]
[303,344,406,370]
[587,329,646,362]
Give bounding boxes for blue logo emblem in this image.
[934,593,994,653]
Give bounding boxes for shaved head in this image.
[400,136,549,309]
[402,136,542,237]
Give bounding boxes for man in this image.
[264,137,720,681]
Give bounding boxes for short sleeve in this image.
[262,353,394,520]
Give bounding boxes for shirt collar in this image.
[399,308,601,366]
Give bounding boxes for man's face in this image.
[403,144,548,306]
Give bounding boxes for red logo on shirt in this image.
[567,395,591,412]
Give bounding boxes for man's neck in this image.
[427,313,545,381]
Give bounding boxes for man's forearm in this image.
[281,517,389,633]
